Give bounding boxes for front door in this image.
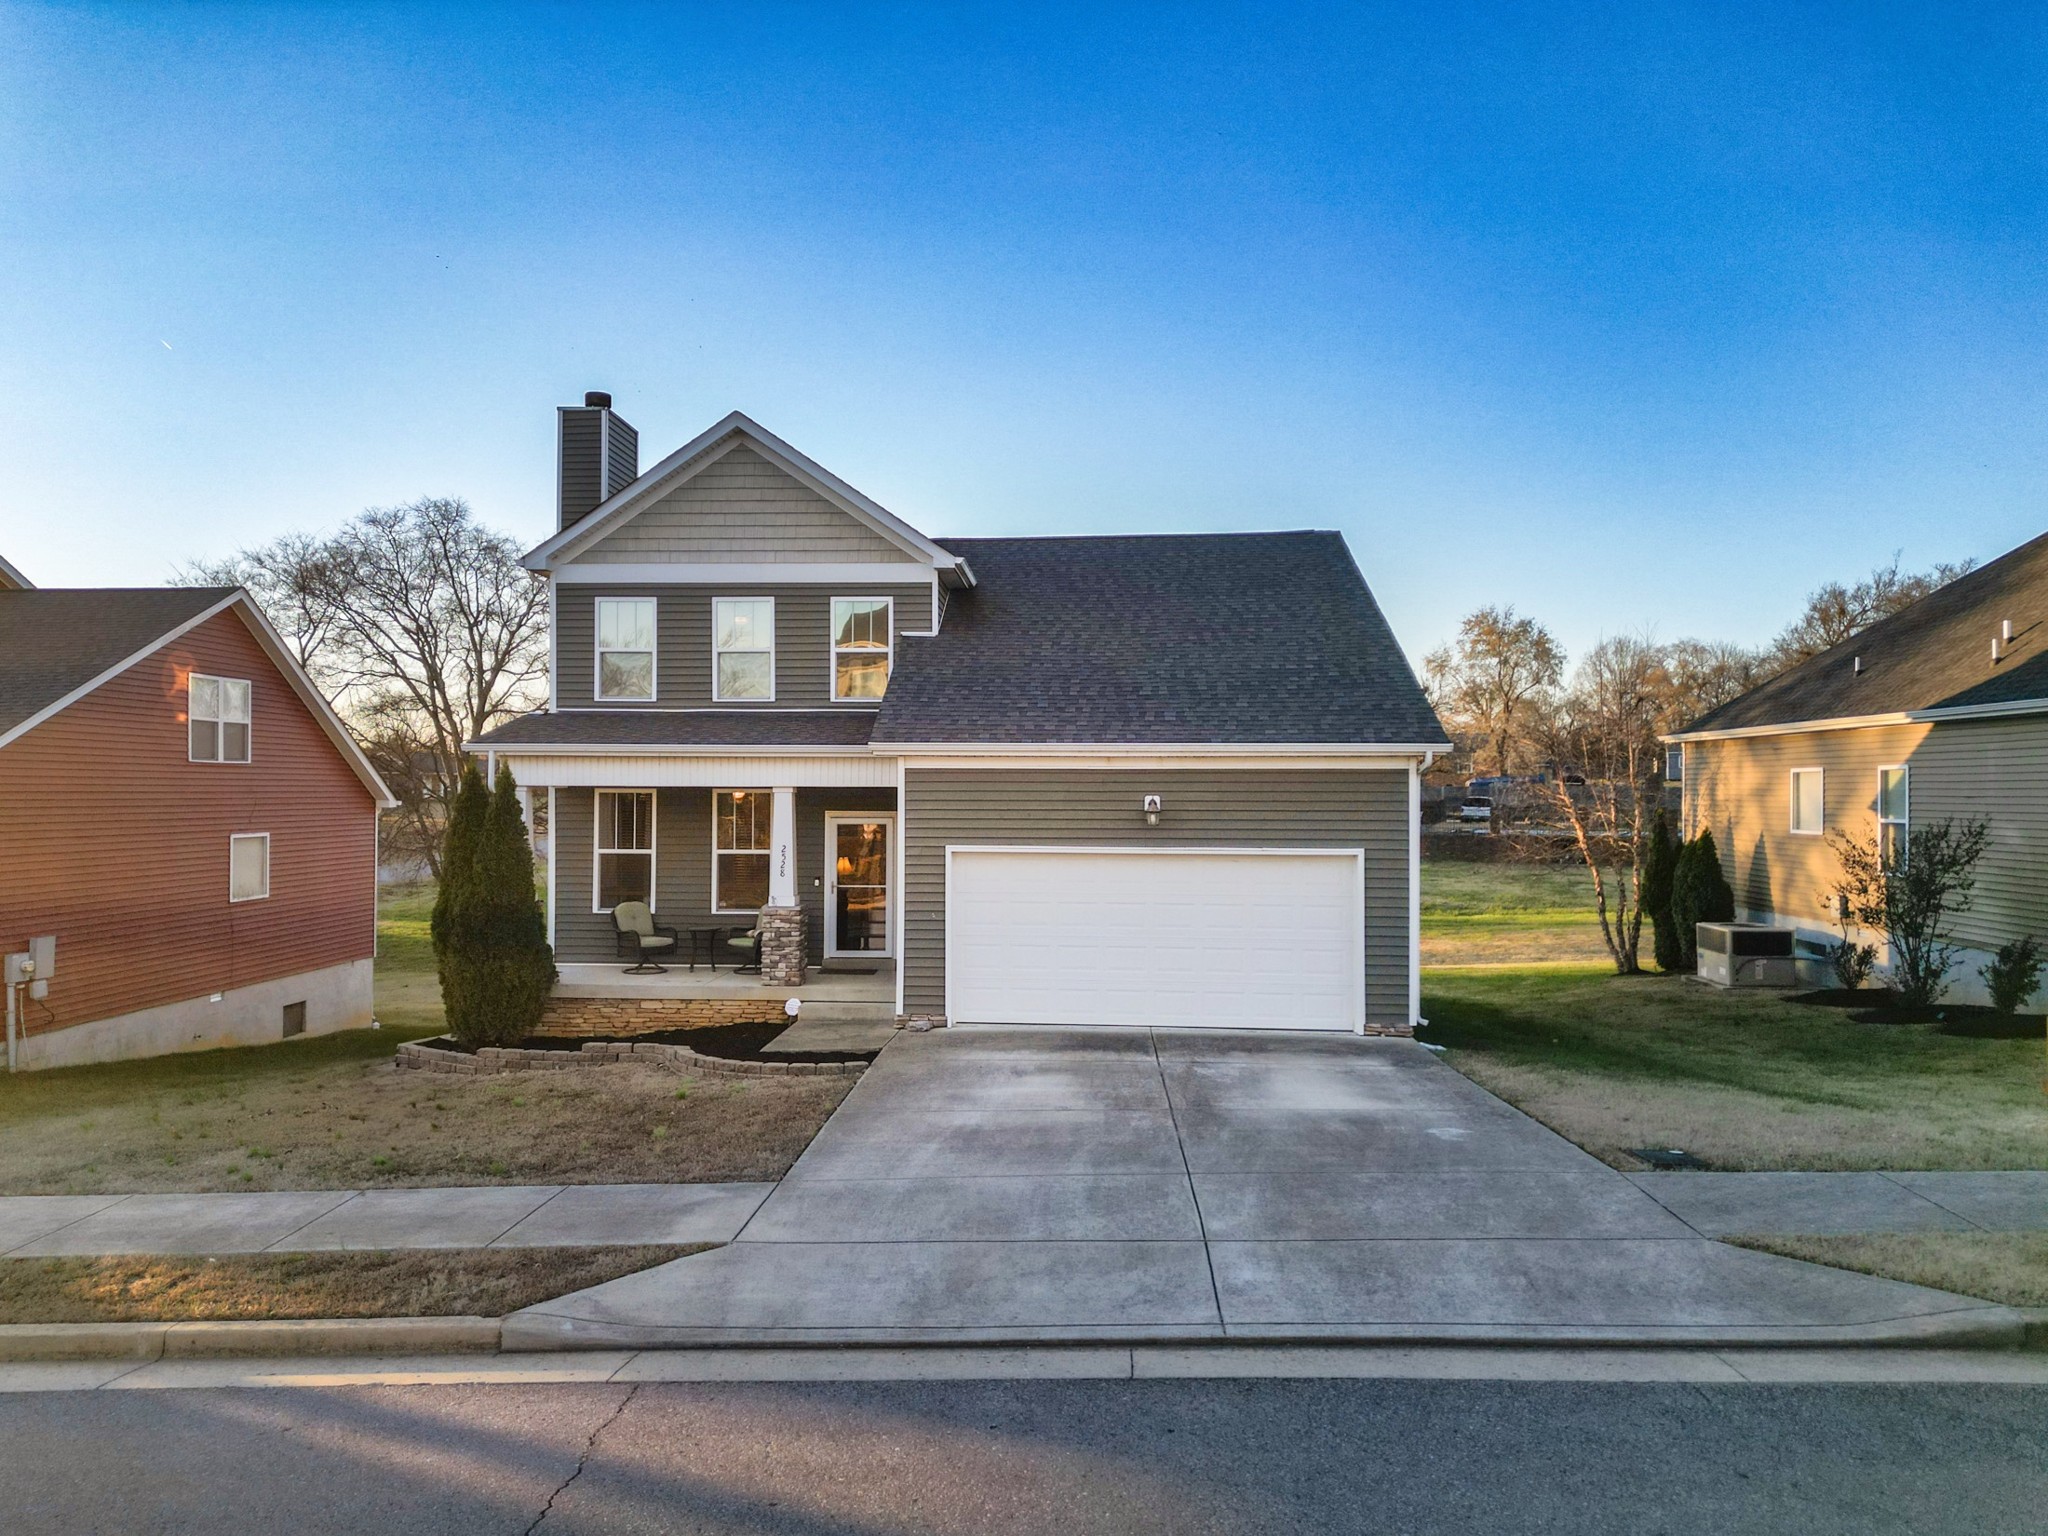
[824,814,893,958]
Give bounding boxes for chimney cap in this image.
[583,391,612,409]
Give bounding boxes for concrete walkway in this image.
[1627,1171,2048,1236]
[0,1184,772,1257]
[505,1030,2022,1349]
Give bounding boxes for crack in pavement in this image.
[525,1383,640,1535]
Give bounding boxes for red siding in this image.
[0,607,377,1036]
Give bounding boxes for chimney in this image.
[556,391,640,531]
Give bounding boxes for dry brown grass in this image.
[0,1245,704,1323]
[1728,1233,2048,1309]
[0,1053,852,1196]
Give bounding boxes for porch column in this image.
[759,786,808,986]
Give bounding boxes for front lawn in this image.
[1729,1234,2048,1310]
[1422,965,2048,1171]
[0,880,852,1194]
[1421,857,1611,965]
[0,1245,703,1323]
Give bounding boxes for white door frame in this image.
[824,811,896,959]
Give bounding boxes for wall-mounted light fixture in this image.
[1142,794,1163,826]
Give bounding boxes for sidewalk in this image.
[1626,1172,2048,1237]
[0,1184,772,1257]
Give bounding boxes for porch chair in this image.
[725,918,765,974]
[612,902,679,974]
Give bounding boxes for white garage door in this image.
[945,846,1365,1032]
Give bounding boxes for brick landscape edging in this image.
[395,1038,868,1078]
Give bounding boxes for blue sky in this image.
[1,3,2042,662]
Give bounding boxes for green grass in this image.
[1421,965,2048,1170]
[1728,1234,2048,1309]
[374,881,443,1033]
[1420,858,1612,964]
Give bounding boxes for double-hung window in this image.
[1877,766,1909,862]
[190,674,252,762]
[594,791,655,911]
[832,598,892,700]
[713,790,771,911]
[1789,767,1824,835]
[595,598,657,702]
[713,599,774,700]
[229,833,270,902]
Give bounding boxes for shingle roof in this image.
[0,587,235,739]
[472,710,879,750]
[869,532,1448,746]
[1680,530,2048,735]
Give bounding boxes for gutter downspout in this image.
[1411,750,1436,1030]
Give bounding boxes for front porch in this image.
[554,959,895,1017]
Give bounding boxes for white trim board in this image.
[552,563,937,586]
[497,753,898,788]
[1664,694,2048,743]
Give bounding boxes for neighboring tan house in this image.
[1666,530,2048,1005]
[0,565,395,1069]
[472,395,1449,1033]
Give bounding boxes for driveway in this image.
[506,1029,2017,1348]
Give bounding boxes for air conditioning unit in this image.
[1696,922,1797,988]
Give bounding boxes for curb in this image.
[0,1317,500,1363]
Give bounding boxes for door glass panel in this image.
[833,822,888,952]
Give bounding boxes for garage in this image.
[943,846,1365,1031]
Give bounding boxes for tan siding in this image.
[575,446,921,564]
[0,610,377,1037]
[1684,715,2046,951]
[553,785,896,965]
[555,583,930,710]
[902,768,1412,1025]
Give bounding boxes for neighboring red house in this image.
[0,559,393,1070]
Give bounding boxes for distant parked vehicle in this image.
[1458,795,1494,823]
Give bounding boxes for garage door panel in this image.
[947,848,1363,1031]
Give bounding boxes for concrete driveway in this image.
[506,1029,2018,1349]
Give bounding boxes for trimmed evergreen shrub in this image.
[1980,936,2043,1017]
[1641,811,1681,972]
[430,760,490,1033]
[433,761,556,1048]
[1669,829,1735,969]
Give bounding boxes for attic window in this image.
[189,674,252,763]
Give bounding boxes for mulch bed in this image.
[425,1019,879,1065]
[1790,988,2043,1038]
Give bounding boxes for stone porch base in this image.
[538,997,787,1038]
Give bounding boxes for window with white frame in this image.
[595,598,657,701]
[1789,767,1824,835]
[189,674,252,763]
[831,598,892,700]
[229,833,270,902]
[594,791,655,911]
[1877,766,1909,862]
[1664,746,1683,782]
[713,790,771,911]
[713,599,774,700]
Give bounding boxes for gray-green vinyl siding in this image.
[554,583,932,710]
[551,785,897,966]
[901,768,1413,1025]
[557,410,604,531]
[1911,716,2048,951]
[574,446,925,564]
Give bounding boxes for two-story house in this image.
[473,396,1448,1033]
[0,563,393,1068]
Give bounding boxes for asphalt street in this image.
[4,1376,2044,1534]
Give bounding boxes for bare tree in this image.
[1424,606,1565,776]
[1768,553,1975,673]
[1657,638,1767,732]
[1532,635,1668,974]
[184,498,548,877]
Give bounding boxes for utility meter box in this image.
[1696,922,1796,988]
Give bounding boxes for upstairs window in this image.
[190,674,251,763]
[1878,766,1910,862]
[594,790,655,911]
[595,598,657,702]
[832,598,892,700]
[714,598,774,701]
[1789,767,1824,835]
[714,790,771,911]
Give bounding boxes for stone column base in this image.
[758,905,808,986]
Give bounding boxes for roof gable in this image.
[525,411,965,576]
[1679,529,2048,736]
[0,554,30,591]
[572,443,920,566]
